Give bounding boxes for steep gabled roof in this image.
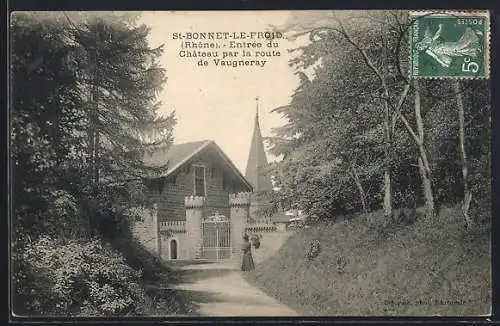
[144,140,209,172]
[143,140,252,190]
[244,100,273,193]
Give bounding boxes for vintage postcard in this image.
[9,10,491,318]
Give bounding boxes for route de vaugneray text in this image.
[171,31,284,68]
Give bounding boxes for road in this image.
[168,262,297,317]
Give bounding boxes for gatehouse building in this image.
[132,98,284,263]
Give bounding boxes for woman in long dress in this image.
[241,234,255,271]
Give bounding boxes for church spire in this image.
[255,96,259,124]
[245,97,273,193]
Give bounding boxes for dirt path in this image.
[169,262,297,316]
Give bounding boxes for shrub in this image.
[14,235,148,316]
[111,236,168,283]
[289,220,306,230]
[305,239,321,260]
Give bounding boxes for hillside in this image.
[252,231,296,264]
[244,206,491,316]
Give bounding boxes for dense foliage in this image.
[11,12,176,316]
[268,11,491,226]
[247,11,490,317]
[14,236,147,316]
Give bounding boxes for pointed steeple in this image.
[245,97,273,193]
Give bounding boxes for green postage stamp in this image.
[410,11,490,79]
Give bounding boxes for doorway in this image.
[170,239,178,260]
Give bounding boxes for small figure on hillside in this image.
[250,234,261,249]
[305,239,321,261]
[241,233,255,271]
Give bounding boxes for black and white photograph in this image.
[9,10,492,318]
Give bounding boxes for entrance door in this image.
[201,215,231,260]
[170,239,178,260]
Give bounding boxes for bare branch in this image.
[391,84,411,131]
[334,20,385,87]
[396,111,420,145]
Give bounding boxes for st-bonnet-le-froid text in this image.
[171,32,283,68]
[172,31,284,40]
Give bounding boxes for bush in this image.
[14,235,148,316]
[305,239,321,260]
[111,236,168,283]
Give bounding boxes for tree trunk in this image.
[414,80,436,218]
[383,90,393,220]
[87,91,96,185]
[333,23,394,220]
[94,129,100,185]
[418,156,435,218]
[88,92,99,185]
[383,170,392,218]
[455,81,473,228]
[87,45,98,186]
[88,43,100,186]
[350,164,368,214]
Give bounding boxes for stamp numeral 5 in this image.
[462,57,479,73]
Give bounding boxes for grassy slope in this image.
[244,206,491,316]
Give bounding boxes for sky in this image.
[139,11,301,174]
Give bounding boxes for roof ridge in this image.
[172,139,212,145]
[143,138,252,190]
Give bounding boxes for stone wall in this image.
[160,232,188,260]
[128,206,160,256]
[230,192,251,268]
[131,192,289,263]
[184,196,204,259]
[159,220,187,260]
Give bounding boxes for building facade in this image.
[138,140,253,261]
[132,99,285,262]
[143,140,252,222]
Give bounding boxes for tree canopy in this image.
[267,11,490,225]
[11,12,176,315]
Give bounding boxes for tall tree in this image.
[271,11,413,219]
[11,14,87,237]
[11,12,177,315]
[454,81,473,227]
[273,11,447,219]
[394,80,436,218]
[61,14,175,234]
[11,11,176,239]
[267,32,390,218]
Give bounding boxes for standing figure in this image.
[241,233,255,271]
